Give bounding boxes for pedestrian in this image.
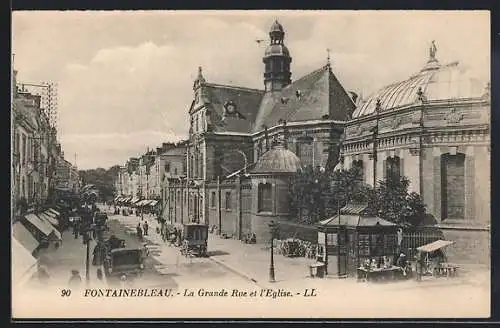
[73,220,78,239]
[68,269,82,288]
[143,221,149,236]
[92,244,99,266]
[96,268,103,281]
[136,223,143,240]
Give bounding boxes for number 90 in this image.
[61,289,72,297]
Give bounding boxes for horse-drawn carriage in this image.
[178,223,209,257]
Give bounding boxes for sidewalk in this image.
[31,228,107,289]
[207,234,317,288]
[206,233,491,291]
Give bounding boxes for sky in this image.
[12,10,490,170]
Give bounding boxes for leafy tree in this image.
[78,165,119,201]
[371,176,426,227]
[289,165,426,227]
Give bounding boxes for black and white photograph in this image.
[11,10,490,318]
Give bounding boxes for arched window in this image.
[385,156,401,182]
[441,153,465,220]
[258,183,273,212]
[352,160,364,181]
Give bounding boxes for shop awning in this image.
[149,200,158,207]
[417,240,455,253]
[13,221,40,253]
[12,238,38,286]
[130,197,139,204]
[37,215,62,240]
[40,212,59,226]
[24,214,54,237]
[47,208,60,216]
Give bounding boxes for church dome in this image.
[264,44,290,57]
[252,146,301,174]
[352,52,488,119]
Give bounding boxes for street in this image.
[13,207,490,319]
[104,211,256,290]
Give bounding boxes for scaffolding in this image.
[16,81,59,129]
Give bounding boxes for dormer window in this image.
[296,90,301,99]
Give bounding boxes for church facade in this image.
[165,20,355,241]
[164,21,490,262]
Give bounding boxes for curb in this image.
[208,256,267,289]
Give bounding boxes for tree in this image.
[289,165,427,227]
[78,165,119,201]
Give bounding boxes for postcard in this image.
[11,10,491,319]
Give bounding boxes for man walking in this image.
[143,221,149,236]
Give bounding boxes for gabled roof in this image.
[203,83,264,134]
[253,64,355,133]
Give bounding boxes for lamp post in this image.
[268,220,278,283]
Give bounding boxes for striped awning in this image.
[149,200,158,207]
[47,208,60,216]
[41,212,59,226]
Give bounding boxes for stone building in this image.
[342,43,490,264]
[12,69,63,211]
[166,20,354,241]
[163,20,489,265]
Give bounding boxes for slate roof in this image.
[252,64,355,133]
[203,83,264,134]
[198,64,354,135]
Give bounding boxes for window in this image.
[258,183,272,212]
[21,134,26,164]
[441,153,465,219]
[327,233,338,246]
[385,156,401,182]
[173,167,178,176]
[210,191,216,208]
[358,234,370,256]
[225,191,232,210]
[352,160,364,181]
[164,162,171,172]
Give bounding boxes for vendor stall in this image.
[317,204,398,278]
[416,240,458,278]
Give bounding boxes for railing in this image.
[400,230,444,259]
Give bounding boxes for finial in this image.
[326,48,331,66]
[198,66,203,77]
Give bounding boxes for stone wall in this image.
[441,228,490,267]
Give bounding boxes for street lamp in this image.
[268,220,279,283]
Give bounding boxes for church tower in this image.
[263,20,292,92]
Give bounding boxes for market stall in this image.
[317,204,399,278]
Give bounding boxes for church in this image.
[163,20,490,263]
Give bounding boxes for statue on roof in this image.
[430,40,437,59]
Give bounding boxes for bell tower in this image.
[263,20,292,92]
